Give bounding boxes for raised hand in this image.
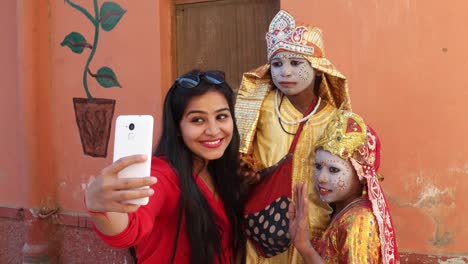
[85,155,157,214]
[288,182,311,252]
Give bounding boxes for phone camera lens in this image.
[129,123,135,130]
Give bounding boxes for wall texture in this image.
[0,0,172,262]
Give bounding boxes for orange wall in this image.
[0,1,22,206]
[49,0,173,209]
[283,0,468,255]
[0,0,173,211]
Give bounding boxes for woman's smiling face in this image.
[179,90,234,163]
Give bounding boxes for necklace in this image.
[277,95,298,135]
[330,197,367,225]
[274,89,321,125]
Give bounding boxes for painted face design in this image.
[314,149,361,206]
[179,90,234,163]
[270,51,316,96]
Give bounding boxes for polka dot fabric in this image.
[244,196,292,257]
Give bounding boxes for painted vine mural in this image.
[61,0,126,157]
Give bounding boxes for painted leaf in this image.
[100,2,126,32]
[95,66,121,88]
[60,32,89,54]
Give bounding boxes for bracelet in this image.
[83,194,109,221]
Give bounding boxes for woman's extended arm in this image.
[85,155,157,235]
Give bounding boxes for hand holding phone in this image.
[113,115,154,205]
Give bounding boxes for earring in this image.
[362,184,368,197]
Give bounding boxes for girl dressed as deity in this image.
[288,110,400,264]
[235,9,351,264]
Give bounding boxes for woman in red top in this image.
[85,70,246,264]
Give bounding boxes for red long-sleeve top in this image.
[93,157,233,264]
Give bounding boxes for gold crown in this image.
[266,10,325,61]
[315,110,367,160]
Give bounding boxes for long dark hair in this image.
[154,70,245,264]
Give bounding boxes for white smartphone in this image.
[113,115,154,205]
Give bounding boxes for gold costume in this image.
[245,91,337,264]
[314,110,400,263]
[317,199,382,264]
[235,10,352,264]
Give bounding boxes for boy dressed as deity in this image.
[236,10,351,264]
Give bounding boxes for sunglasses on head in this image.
[175,70,225,89]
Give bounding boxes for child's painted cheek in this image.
[298,63,314,82]
[338,179,346,190]
[271,71,280,82]
[333,176,347,190]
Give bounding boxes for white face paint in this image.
[270,51,316,97]
[314,149,361,210]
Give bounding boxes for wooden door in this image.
[175,0,280,91]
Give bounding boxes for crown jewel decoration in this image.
[266,10,317,60]
[315,111,368,160]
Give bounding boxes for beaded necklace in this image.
[274,89,321,125]
[275,90,321,135]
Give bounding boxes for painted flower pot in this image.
[73,97,115,157]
